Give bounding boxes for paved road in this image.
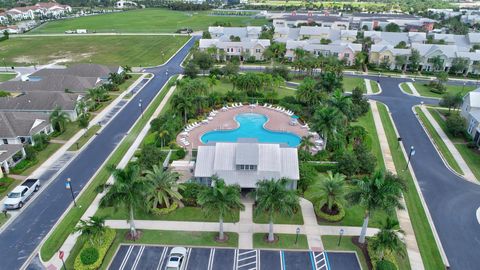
[0,37,196,270]
[366,75,480,270]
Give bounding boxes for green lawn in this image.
[428,108,480,181]
[0,177,17,198]
[205,77,296,99]
[32,9,268,34]
[352,107,385,171]
[413,82,476,98]
[253,207,304,225]
[414,107,463,175]
[40,76,178,261]
[0,35,189,66]
[53,121,82,141]
[253,233,308,250]
[377,103,445,270]
[20,143,62,176]
[95,206,239,223]
[0,73,16,82]
[67,125,102,151]
[400,82,413,94]
[0,212,10,227]
[370,79,381,94]
[322,235,368,270]
[343,77,365,92]
[117,74,142,92]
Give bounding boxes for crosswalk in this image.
[313,251,328,270]
[236,249,258,270]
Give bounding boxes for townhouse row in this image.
[0,1,71,25]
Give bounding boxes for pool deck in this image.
[176,105,312,151]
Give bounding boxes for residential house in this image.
[115,0,138,8]
[411,43,466,72]
[369,44,411,70]
[0,75,101,93]
[461,88,480,145]
[298,26,340,41]
[285,40,361,65]
[30,63,123,81]
[0,13,8,24]
[194,140,299,190]
[199,38,271,61]
[6,7,35,21]
[0,144,26,177]
[0,111,53,145]
[208,26,262,41]
[0,91,81,120]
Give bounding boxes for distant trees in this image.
[385,23,400,32]
[440,92,463,113]
[409,49,421,72]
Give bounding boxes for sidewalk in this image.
[419,106,477,182]
[406,82,421,96]
[369,101,425,270]
[42,75,181,270]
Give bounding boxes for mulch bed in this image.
[352,236,374,270]
[262,233,279,244]
[215,233,230,243]
[124,230,143,241]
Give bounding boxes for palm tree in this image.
[50,106,70,133]
[348,171,406,244]
[312,106,345,149]
[300,135,315,152]
[254,178,299,242]
[145,164,185,210]
[99,165,148,239]
[157,130,170,148]
[207,75,219,92]
[87,87,108,109]
[171,93,193,124]
[296,77,321,108]
[310,171,347,214]
[328,89,352,119]
[197,177,244,241]
[73,216,108,245]
[369,217,406,260]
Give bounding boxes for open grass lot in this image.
[428,108,480,181]
[414,107,463,175]
[21,143,62,176]
[32,9,268,34]
[343,76,365,92]
[95,206,239,222]
[0,35,189,66]
[40,76,178,261]
[377,102,444,270]
[253,233,308,250]
[0,73,16,82]
[413,82,476,98]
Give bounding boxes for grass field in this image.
[377,102,444,270]
[414,107,463,175]
[428,108,480,181]
[253,233,308,250]
[32,9,267,34]
[0,35,189,66]
[413,82,476,98]
[0,73,16,82]
[343,77,365,92]
[400,82,413,94]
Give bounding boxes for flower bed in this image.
[74,228,116,270]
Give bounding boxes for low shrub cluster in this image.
[315,204,345,222]
[150,202,179,215]
[74,228,116,270]
[367,241,398,270]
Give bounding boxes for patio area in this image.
[176,103,322,151]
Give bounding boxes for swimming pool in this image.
[201,113,301,147]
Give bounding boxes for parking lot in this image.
[109,245,361,270]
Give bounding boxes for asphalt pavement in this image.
[0,37,197,270]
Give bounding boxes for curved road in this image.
[0,37,196,270]
[367,75,480,269]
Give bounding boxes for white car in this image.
[4,179,40,210]
[166,247,187,270]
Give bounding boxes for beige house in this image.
[199,39,271,61]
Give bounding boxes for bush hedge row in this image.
[74,228,116,270]
[367,240,398,270]
[314,204,346,222]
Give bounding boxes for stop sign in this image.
[59,251,64,260]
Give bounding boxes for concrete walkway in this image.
[418,106,477,182]
[365,79,373,94]
[370,101,425,270]
[42,75,181,270]
[406,82,421,96]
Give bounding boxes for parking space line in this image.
[183,248,192,270]
[257,250,261,270]
[239,255,256,261]
[132,245,145,270]
[233,249,238,270]
[208,248,215,270]
[280,251,285,270]
[325,252,331,270]
[119,245,133,270]
[239,261,256,268]
[156,247,168,270]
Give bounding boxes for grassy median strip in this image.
[67,125,102,151]
[253,233,308,250]
[377,103,444,270]
[40,76,178,261]
[370,80,380,93]
[400,82,413,94]
[414,107,463,175]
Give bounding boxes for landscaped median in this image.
[40,75,179,262]
[376,103,445,270]
[400,82,413,95]
[412,82,476,98]
[369,79,381,94]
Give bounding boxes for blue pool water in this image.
[201,113,301,147]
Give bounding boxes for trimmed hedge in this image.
[80,247,99,265]
[74,228,116,270]
[376,259,397,270]
[311,162,338,173]
[314,204,346,222]
[367,239,398,270]
[150,202,179,215]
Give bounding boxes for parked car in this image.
[166,247,187,270]
[76,29,87,34]
[64,30,75,34]
[3,179,40,210]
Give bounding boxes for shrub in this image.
[376,260,397,270]
[298,162,317,192]
[150,202,179,215]
[314,203,346,222]
[367,239,398,270]
[336,151,359,177]
[180,182,206,206]
[312,162,338,173]
[354,143,376,175]
[445,113,466,137]
[10,159,37,174]
[80,247,99,266]
[173,148,186,160]
[74,228,116,270]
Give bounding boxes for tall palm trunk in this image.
[219,216,224,240]
[359,210,369,244]
[129,205,137,238]
[268,216,274,242]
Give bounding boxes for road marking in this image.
[119,245,133,270]
[312,251,328,270]
[184,248,192,270]
[280,251,285,270]
[132,245,145,270]
[237,249,258,270]
[156,247,168,270]
[477,207,480,225]
[207,248,215,270]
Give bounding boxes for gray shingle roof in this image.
[0,75,99,93]
[31,63,120,78]
[0,91,79,112]
[0,111,50,138]
[0,144,24,163]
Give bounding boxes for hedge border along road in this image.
[40,75,178,261]
[377,102,445,270]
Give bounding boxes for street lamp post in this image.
[138,99,143,118]
[295,227,300,245]
[405,146,416,170]
[337,228,345,246]
[65,178,77,207]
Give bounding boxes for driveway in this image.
[0,37,197,270]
